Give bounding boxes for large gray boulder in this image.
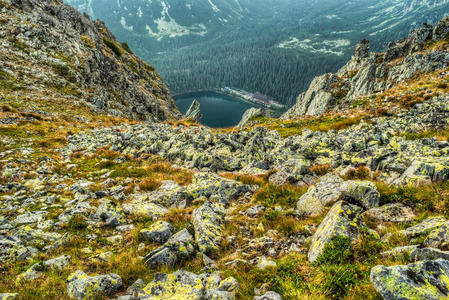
[192,202,226,254]
[296,174,344,217]
[370,259,449,300]
[66,270,122,299]
[362,203,415,224]
[138,269,236,299]
[143,228,195,269]
[140,221,174,244]
[401,216,447,239]
[340,180,380,210]
[185,99,202,123]
[308,201,365,263]
[424,221,449,250]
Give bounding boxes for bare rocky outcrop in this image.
[185,99,202,123]
[283,17,449,119]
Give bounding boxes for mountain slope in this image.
[65,0,449,106]
[0,0,180,121]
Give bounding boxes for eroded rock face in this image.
[370,259,449,300]
[308,201,365,263]
[340,180,380,210]
[282,74,338,118]
[282,19,449,120]
[66,270,122,299]
[7,0,180,121]
[424,221,449,250]
[140,221,174,244]
[238,108,264,128]
[185,99,202,123]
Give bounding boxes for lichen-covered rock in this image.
[424,221,449,250]
[308,201,365,263]
[381,246,449,261]
[362,203,415,224]
[340,180,379,210]
[268,158,310,185]
[394,160,449,186]
[192,202,226,254]
[0,294,18,300]
[401,216,447,239]
[296,174,344,217]
[139,269,236,299]
[95,200,125,227]
[149,180,192,208]
[433,16,449,41]
[144,228,195,269]
[66,270,122,299]
[370,259,449,300]
[122,199,168,219]
[186,172,250,205]
[0,239,33,264]
[140,221,174,244]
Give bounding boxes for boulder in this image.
[140,221,174,244]
[0,294,18,300]
[144,228,195,269]
[381,246,449,261]
[424,221,449,250]
[192,202,226,254]
[401,216,447,239]
[95,200,125,227]
[268,158,310,185]
[296,174,344,217]
[340,180,379,210]
[149,180,192,208]
[308,201,365,263]
[362,203,415,224]
[186,172,251,205]
[371,259,449,300]
[139,270,235,299]
[185,99,202,123]
[66,270,122,299]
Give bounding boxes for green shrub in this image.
[314,235,354,266]
[103,38,122,57]
[121,42,133,54]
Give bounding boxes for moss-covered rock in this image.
[401,216,447,239]
[140,221,174,244]
[340,180,380,210]
[424,221,449,250]
[371,259,449,300]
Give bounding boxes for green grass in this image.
[253,184,307,208]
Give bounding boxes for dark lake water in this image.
[174,91,256,128]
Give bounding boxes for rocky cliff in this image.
[0,0,180,121]
[282,16,449,119]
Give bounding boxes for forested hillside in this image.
[65,0,449,105]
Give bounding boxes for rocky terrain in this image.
[0,0,180,122]
[1,1,449,300]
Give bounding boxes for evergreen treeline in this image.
[150,38,347,106]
